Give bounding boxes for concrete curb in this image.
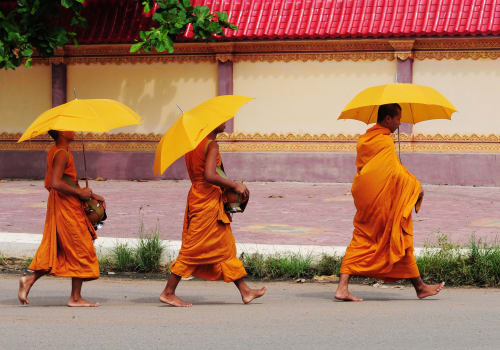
[0,232,429,262]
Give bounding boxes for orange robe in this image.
[29,146,100,279]
[340,125,421,280]
[170,138,247,282]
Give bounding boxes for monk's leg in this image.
[159,273,192,307]
[334,274,363,301]
[234,278,267,304]
[410,277,445,299]
[18,270,47,305]
[67,278,100,307]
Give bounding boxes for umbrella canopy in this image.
[18,99,142,142]
[338,83,457,124]
[154,95,254,176]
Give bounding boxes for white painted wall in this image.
[413,58,500,135]
[0,65,51,133]
[233,60,396,135]
[67,62,217,134]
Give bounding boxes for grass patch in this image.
[135,232,164,273]
[95,221,166,274]
[112,243,136,272]
[316,254,343,276]
[417,234,500,287]
[241,234,500,287]
[98,254,114,273]
[242,253,344,280]
[135,234,164,273]
[5,230,498,287]
[242,253,315,280]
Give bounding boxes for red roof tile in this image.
[185,0,500,40]
[4,0,500,44]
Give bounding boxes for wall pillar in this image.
[217,55,234,133]
[396,58,414,134]
[390,40,415,134]
[51,63,67,107]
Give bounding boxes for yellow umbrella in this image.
[18,99,142,143]
[338,83,457,124]
[154,95,254,176]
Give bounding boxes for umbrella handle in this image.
[398,127,401,163]
[82,136,88,188]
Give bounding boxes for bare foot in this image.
[67,297,101,307]
[18,276,31,305]
[416,282,445,299]
[241,286,267,304]
[159,293,192,307]
[334,289,363,302]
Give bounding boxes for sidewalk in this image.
[1,180,499,258]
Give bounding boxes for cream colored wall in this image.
[413,59,500,135]
[0,65,51,133]
[67,62,217,134]
[233,60,396,135]
[6,58,497,138]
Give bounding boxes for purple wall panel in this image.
[396,58,413,134]
[1,151,499,186]
[217,60,234,133]
[51,63,67,107]
[0,151,47,179]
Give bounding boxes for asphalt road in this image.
[1,275,499,350]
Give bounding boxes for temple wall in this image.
[233,60,395,135]
[66,62,217,134]
[1,48,499,186]
[0,66,51,133]
[413,58,500,135]
[3,59,499,137]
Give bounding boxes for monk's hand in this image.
[415,190,424,213]
[92,193,104,202]
[78,188,92,201]
[233,182,249,201]
[92,193,106,208]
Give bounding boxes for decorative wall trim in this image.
[389,40,415,60]
[2,132,499,153]
[28,37,500,65]
[414,50,500,60]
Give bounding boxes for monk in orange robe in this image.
[18,130,104,307]
[160,122,266,307]
[335,104,444,301]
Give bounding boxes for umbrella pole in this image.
[82,137,88,188]
[398,127,401,162]
[74,89,88,187]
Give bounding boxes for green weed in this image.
[112,243,136,272]
[242,253,314,279]
[417,234,500,286]
[135,222,164,273]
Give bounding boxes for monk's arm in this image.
[204,141,249,199]
[51,151,92,201]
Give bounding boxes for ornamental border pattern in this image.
[28,37,500,65]
[1,133,499,153]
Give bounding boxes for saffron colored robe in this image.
[29,146,100,279]
[340,125,421,280]
[170,138,247,282]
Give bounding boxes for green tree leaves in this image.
[131,0,238,54]
[0,0,237,70]
[0,0,85,70]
